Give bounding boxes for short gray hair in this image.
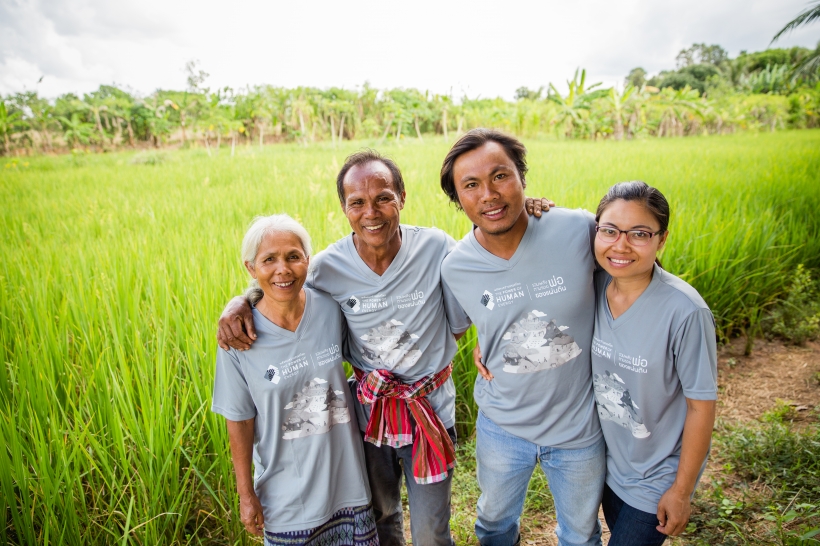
[241,214,312,302]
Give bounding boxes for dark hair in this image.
[440,128,528,209]
[595,181,670,268]
[594,180,670,232]
[336,149,404,203]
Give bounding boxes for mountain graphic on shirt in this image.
[501,310,582,374]
[281,378,351,440]
[359,319,422,373]
[593,370,650,438]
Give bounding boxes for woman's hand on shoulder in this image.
[218,296,257,351]
[239,492,265,536]
[656,484,692,536]
[525,197,555,217]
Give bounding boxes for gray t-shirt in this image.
[308,225,471,431]
[441,209,602,448]
[211,288,370,533]
[592,265,718,514]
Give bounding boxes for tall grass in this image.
[1,131,819,544]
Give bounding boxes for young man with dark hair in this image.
[439,128,605,546]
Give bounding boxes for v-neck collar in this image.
[252,289,313,341]
[344,225,410,284]
[467,214,535,270]
[604,264,663,330]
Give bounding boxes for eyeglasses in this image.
[595,225,664,247]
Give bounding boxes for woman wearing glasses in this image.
[591,181,717,545]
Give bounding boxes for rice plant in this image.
[1,130,818,544]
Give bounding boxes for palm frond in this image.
[792,51,820,81]
[772,0,820,43]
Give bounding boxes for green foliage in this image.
[3,42,820,157]
[0,131,819,543]
[684,419,820,545]
[676,43,730,69]
[736,47,816,75]
[767,264,820,345]
[717,422,820,501]
[710,420,820,545]
[772,1,820,43]
[626,67,647,88]
[762,399,801,424]
[130,151,170,165]
[741,64,793,94]
[653,64,721,95]
[762,502,820,545]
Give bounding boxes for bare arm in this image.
[217,296,257,351]
[656,398,716,536]
[226,418,265,536]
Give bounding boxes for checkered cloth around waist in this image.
[353,363,456,484]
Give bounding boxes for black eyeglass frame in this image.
[594,225,666,246]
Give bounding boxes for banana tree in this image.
[0,101,23,155]
[606,85,636,140]
[548,68,608,138]
[58,113,94,148]
[652,86,703,137]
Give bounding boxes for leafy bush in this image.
[767,264,820,345]
[717,421,820,501]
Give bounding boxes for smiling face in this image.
[595,199,668,281]
[245,231,310,305]
[452,141,527,237]
[341,161,405,253]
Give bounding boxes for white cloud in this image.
[1,0,818,99]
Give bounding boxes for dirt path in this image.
[715,338,819,425]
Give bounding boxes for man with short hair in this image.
[218,149,550,545]
[439,129,605,546]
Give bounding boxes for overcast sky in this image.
[1,0,818,100]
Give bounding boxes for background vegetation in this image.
[1,130,819,544]
[2,41,820,158]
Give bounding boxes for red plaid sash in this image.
[354,363,456,484]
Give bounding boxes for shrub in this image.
[767,264,820,345]
[717,421,820,500]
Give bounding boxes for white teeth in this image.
[484,208,503,215]
[610,258,632,264]
[274,281,294,287]
[364,224,385,231]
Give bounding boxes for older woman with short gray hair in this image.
[211,213,378,546]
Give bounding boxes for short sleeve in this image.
[211,348,257,420]
[672,308,718,400]
[440,233,472,334]
[580,209,600,272]
[441,275,471,335]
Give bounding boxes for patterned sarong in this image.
[264,503,378,546]
[354,363,456,484]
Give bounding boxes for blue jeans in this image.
[602,484,667,546]
[362,427,456,546]
[475,411,605,546]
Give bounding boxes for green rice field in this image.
[1,130,819,544]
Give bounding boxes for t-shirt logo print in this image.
[593,370,650,438]
[346,296,361,313]
[359,319,422,372]
[501,310,582,373]
[481,290,495,311]
[281,378,351,439]
[263,365,281,384]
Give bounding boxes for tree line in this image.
[1,43,819,157]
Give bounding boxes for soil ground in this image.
[401,338,820,544]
